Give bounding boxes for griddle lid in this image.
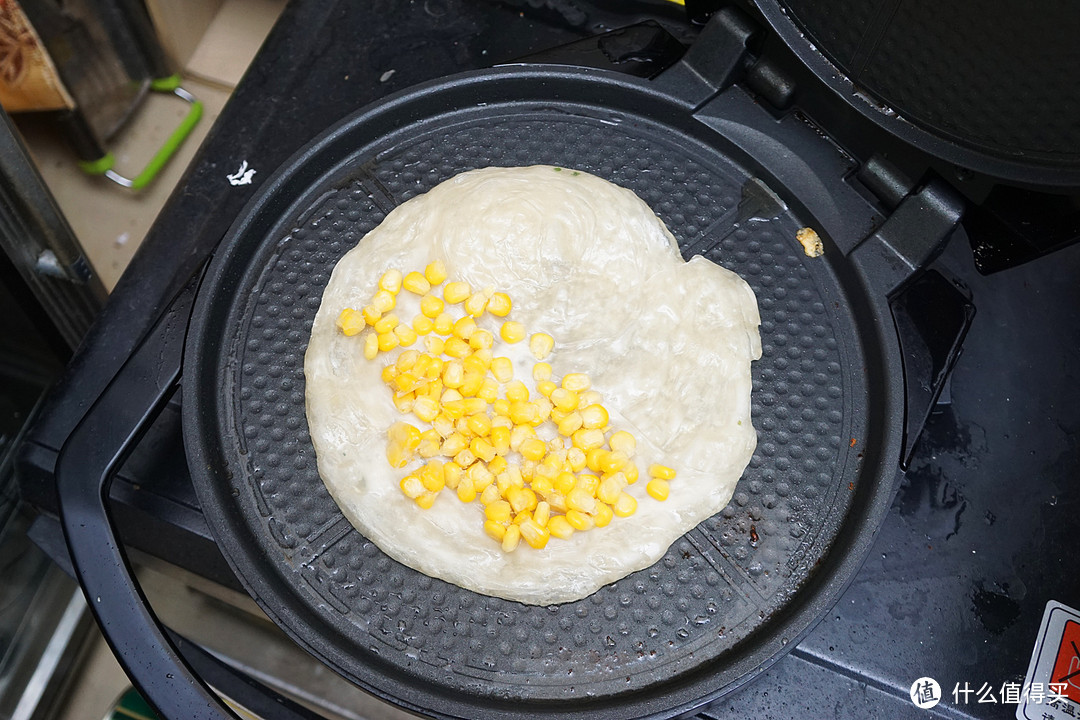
[751,0,1080,187]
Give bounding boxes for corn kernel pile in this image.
[336,260,676,553]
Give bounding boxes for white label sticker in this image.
[1017,601,1080,720]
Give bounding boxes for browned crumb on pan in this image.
[796,227,824,258]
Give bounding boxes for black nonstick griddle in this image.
[54,8,971,720]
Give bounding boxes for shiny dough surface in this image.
[304,166,761,605]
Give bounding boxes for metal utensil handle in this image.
[54,275,319,720]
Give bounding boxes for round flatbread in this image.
[305,166,761,605]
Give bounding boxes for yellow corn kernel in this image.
[432,312,454,336]
[441,432,468,456]
[520,436,547,462]
[471,347,493,368]
[452,316,477,340]
[468,462,495,491]
[572,428,605,451]
[362,305,382,325]
[519,518,550,549]
[485,500,512,523]
[487,455,508,476]
[547,514,574,539]
[424,335,445,355]
[424,259,447,286]
[379,269,403,294]
[494,472,514,496]
[441,388,464,405]
[506,486,537,513]
[432,416,454,440]
[554,471,577,495]
[580,390,603,406]
[402,271,431,295]
[587,500,611,527]
[462,353,486,375]
[422,380,443,399]
[601,450,628,474]
[562,373,591,393]
[500,321,525,344]
[442,360,464,389]
[623,462,639,484]
[490,357,513,383]
[469,329,494,350]
[575,474,600,495]
[363,333,379,360]
[372,289,396,313]
[649,464,676,480]
[471,437,496,463]
[585,447,605,473]
[444,337,471,358]
[532,362,552,382]
[461,398,486,415]
[557,412,583,437]
[646,478,670,501]
[550,388,579,412]
[546,491,567,512]
[459,371,484,397]
[392,393,415,414]
[420,294,444,319]
[580,404,609,430]
[454,416,471,436]
[443,281,471,304]
[509,401,538,425]
[466,413,491,437]
[395,349,419,372]
[386,422,421,467]
[412,314,434,335]
[454,448,477,468]
[373,313,398,335]
[533,501,551,527]
[399,475,424,499]
[411,396,438,423]
[534,398,553,422]
[597,473,627,504]
[566,447,587,473]
[492,398,511,418]
[456,474,476,502]
[484,520,507,542]
[381,364,398,384]
[415,491,438,509]
[508,423,533,451]
[566,487,598,514]
[336,308,365,335]
[464,292,488,317]
[529,333,554,360]
[505,380,529,403]
[489,425,511,454]
[565,509,594,531]
[394,324,417,347]
[501,524,521,552]
[608,430,636,456]
[480,481,501,506]
[377,332,398,353]
[443,461,463,490]
[613,492,638,517]
[536,380,557,398]
[531,474,554,497]
[487,292,512,317]
[419,460,445,492]
[477,377,499,403]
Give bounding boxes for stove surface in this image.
[18,1,1080,718]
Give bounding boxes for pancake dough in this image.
[305,166,761,605]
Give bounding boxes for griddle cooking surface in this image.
[188,69,883,717]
